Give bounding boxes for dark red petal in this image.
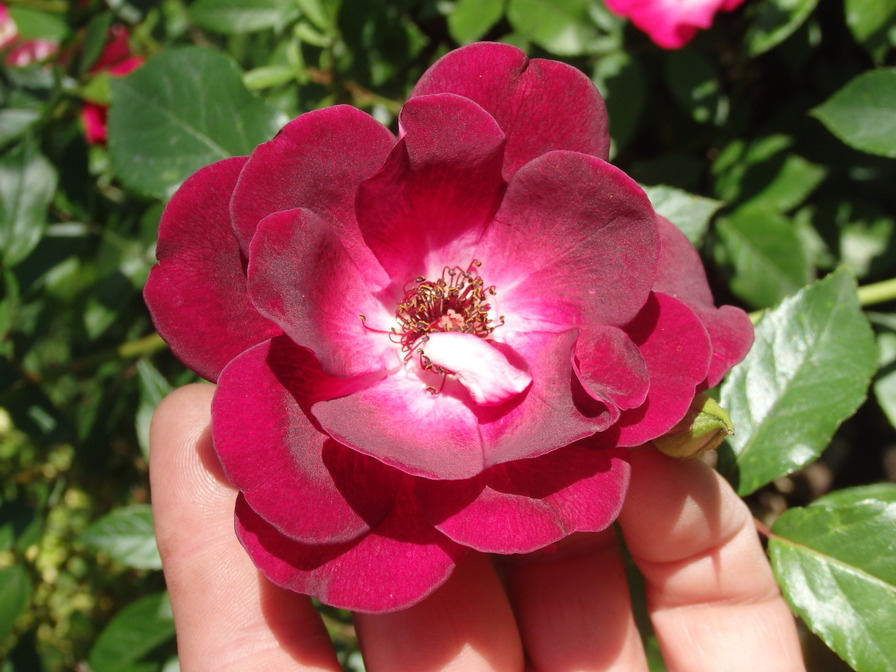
[616,293,713,446]
[357,93,506,281]
[411,42,609,179]
[416,442,629,554]
[235,486,466,613]
[573,325,649,412]
[144,157,281,382]
[653,216,753,386]
[213,337,399,544]
[230,105,396,284]
[247,208,393,378]
[478,151,659,331]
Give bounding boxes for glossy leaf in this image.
[592,51,644,154]
[770,484,896,672]
[874,332,896,430]
[716,205,812,308]
[844,0,896,63]
[745,0,819,56]
[135,359,174,460]
[0,565,31,642]
[0,141,57,268]
[507,0,611,56]
[189,0,300,35]
[812,69,896,158]
[80,504,162,570]
[88,593,175,672]
[642,185,722,246]
[447,0,505,44]
[718,268,877,495]
[108,47,286,199]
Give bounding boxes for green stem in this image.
[118,332,166,359]
[857,277,896,307]
[749,275,896,323]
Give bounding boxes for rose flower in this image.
[604,0,747,49]
[145,42,752,613]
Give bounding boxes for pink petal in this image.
[82,103,108,145]
[0,5,18,51]
[573,324,649,412]
[229,105,396,284]
[213,337,401,544]
[477,151,659,331]
[411,42,609,178]
[653,216,753,386]
[604,0,741,48]
[477,330,615,467]
[144,157,281,382]
[235,486,466,613]
[616,292,713,446]
[247,207,394,378]
[311,368,485,479]
[356,93,505,281]
[416,442,630,554]
[423,332,531,406]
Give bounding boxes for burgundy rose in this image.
[145,42,752,613]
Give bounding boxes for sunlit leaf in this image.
[812,69,896,158]
[642,185,722,246]
[745,0,819,56]
[0,140,57,268]
[770,484,896,672]
[446,0,504,44]
[189,0,300,35]
[80,504,162,570]
[718,268,877,495]
[108,47,286,199]
[88,593,175,672]
[507,0,612,56]
[0,565,31,642]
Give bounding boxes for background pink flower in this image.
[81,26,143,144]
[144,42,752,613]
[0,3,17,51]
[605,0,747,48]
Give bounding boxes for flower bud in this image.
[652,393,734,459]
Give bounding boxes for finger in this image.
[354,552,523,672]
[150,384,340,672]
[619,447,805,672]
[500,531,648,672]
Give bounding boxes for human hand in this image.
[150,383,806,672]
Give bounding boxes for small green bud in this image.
[651,393,734,459]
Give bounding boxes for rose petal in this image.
[423,331,531,406]
[411,42,610,178]
[230,105,396,285]
[653,216,753,386]
[357,93,506,281]
[247,208,394,378]
[144,157,281,382]
[477,150,659,331]
[416,442,629,554]
[616,292,713,445]
[604,0,745,48]
[573,324,649,412]
[311,368,485,479]
[214,337,399,544]
[235,486,466,613]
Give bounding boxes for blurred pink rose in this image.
[605,0,747,48]
[0,3,17,51]
[144,42,752,612]
[82,26,143,144]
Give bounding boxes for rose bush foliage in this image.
[144,42,752,613]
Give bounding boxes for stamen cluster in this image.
[392,261,503,372]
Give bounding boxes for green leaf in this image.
[874,332,896,430]
[812,69,896,158]
[189,0,300,35]
[716,205,812,308]
[447,0,505,44]
[88,593,175,672]
[0,141,57,268]
[745,0,819,57]
[108,47,286,199]
[769,484,896,672]
[664,49,725,125]
[844,0,896,63]
[0,110,41,147]
[718,269,878,495]
[507,0,612,56]
[0,565,32,642]
[641,185,722,246]
[592,51,644,154]
[80,504,162,570]
[135,359,174,460]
